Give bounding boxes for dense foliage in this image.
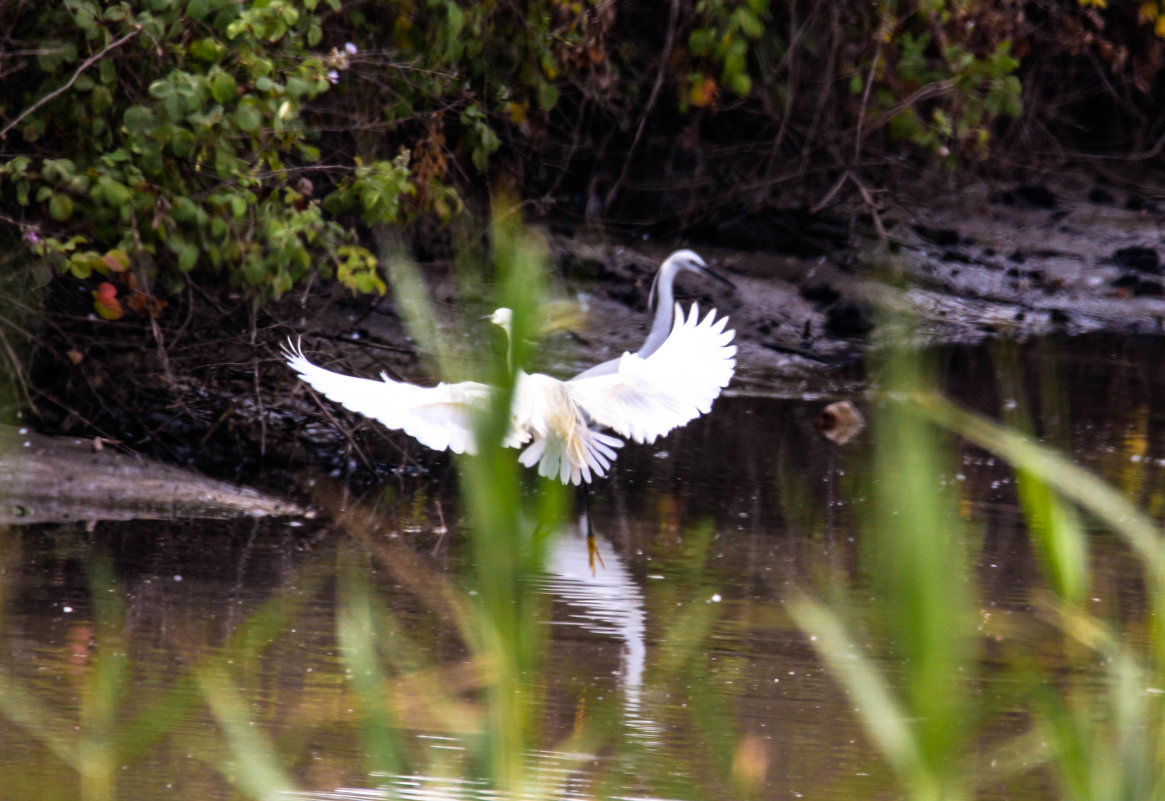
[0,0,1163,315]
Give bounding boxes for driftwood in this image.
[0,426,304,525]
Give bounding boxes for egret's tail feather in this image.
[519,426,624,486]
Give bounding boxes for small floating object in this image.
[819,400,865,445]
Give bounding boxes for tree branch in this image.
[0,28,140,142]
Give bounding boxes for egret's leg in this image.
[578,484,605,573]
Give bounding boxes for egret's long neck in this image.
[640,263,678,358]
[501,323,514,377]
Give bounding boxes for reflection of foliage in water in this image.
[8,238,1165,800]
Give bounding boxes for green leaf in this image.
[3,155,30,175]
[177,242,199,272]
[243,258,267,285]
[172,196,199,223]
[100,148,131,166]
[727,71,751,96]
[189,38,227,62]
[214,145,237,178]
[233,106,262,132]
[689,29,712,56]
[123,105,157,137]
[91,85,113,114]
[37,40,77,73]
[271,270,293,297]
[92,177,132,207]
[186,0,209,19]
[68,251,93,279]
[49,193,74,221]
[737,10,763,39]
[170,128,197,159]
[99,56,117,85]
[536,81,559,111]
[285,76,311,99]
[42,158,76,182]
[211,71,238,104]
[140,143,164,175]
[74,4,97,32]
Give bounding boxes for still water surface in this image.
[2,334,1164,799]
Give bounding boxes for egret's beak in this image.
[699,262,736,290]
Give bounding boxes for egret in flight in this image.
[573,249,735,380]
[283,302,735,485]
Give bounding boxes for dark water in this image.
[2,334,1164,800]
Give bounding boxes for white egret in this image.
[282,302,735,485]
[572,249,734,380]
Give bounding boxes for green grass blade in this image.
[198,664,296,801]
[788,594,930,792]
[907,393,1165,580]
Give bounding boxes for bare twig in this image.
[0,326,36,415]
[149,314,174,385]
[854,38,882,164]
[295,378,377,473]
[0,28,141,141]
[249,305,267,457]
[811,170,851,215]
[602,0,680,212]
[852,174,888,245]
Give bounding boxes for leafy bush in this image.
[4,0,1165,316]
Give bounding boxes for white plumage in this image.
[283,302,736,485]
[572,249,734,380]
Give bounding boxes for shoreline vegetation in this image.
[3,4,1165,800]
[2,1,1164,308]
[0,1,1164,466]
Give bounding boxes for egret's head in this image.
[488,307,514,335]
[665,249,707,276]
[650,250,735,311]
[668,249,735,288]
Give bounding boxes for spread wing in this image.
[565,303,735,444]
[282,339,490,454]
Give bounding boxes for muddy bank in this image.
[549,170,1165,396]
[17,169,1165,495]
[0,426,304,524]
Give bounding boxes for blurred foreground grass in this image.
[2,229,1165,800]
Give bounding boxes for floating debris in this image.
[818,400,866,445]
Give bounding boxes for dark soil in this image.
[17,169,1165,499]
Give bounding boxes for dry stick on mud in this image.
[249,307,267,457]
[292,362,378,473]
[0,326,35,415]
[853,38,882,166]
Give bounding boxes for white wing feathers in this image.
[281,302,734,485]
[282,340,489,455]
[566,303,736,444]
